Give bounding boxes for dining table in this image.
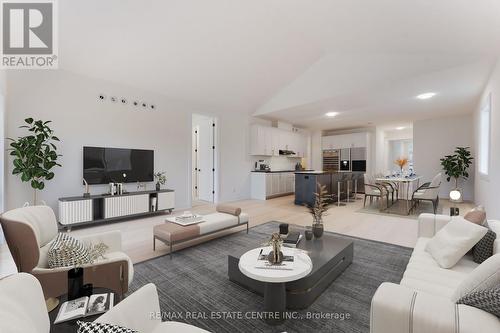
[375,175,422,215]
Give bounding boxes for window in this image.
[478,93,491,176]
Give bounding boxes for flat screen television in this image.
[83,147,154,184]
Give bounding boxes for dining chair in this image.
[363,174,387,209]
[411,173,442,214]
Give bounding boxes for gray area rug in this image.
[129,222,412,333]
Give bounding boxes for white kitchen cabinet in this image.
[250,125,267,155]
[271,173,280,195]
[250,172,296,200]
[250,124,308,158]
[322,132,368,150]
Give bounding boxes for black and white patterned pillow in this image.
[77,321,138,333]
[47,233,90,268]
[457,288,500,317]
[473,230,497,264]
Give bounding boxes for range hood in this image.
[279,149,296,156]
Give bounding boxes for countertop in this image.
[294,170,364,175]
[59,189,174,201]
[251,169,313,173]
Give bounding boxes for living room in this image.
[1,1,500,333]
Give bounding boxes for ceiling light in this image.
[416,92,436,100]
[325,112,339,117]
[396,126,406,130]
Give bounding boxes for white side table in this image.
[238,246,312,324]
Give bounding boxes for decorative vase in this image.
[68,267,84,301]
[312,223,324,238]
[305,229,313,240]
[156,183,161,191]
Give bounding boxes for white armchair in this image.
[0,273,208,333]
[97,283,209,332]
[0,205,133,300]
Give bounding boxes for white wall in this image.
[5,70,254,213]
[413,114,475,200]
[310,130,322,170]
[474,59,500,217]
[217,112,254,201]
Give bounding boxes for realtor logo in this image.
[1,0,58,69]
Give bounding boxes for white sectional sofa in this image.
[371,213,500,333]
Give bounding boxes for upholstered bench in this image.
[153,205,249,258]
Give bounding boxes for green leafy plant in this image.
[7,118,61,204]
[154,171,166,185]
[307,182,332,224]
[440,147,473,188]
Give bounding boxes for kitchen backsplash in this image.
[253,156,303,171]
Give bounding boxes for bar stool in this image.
[352,174,361,200]
[335,173,348,206]
[343,173,354,203]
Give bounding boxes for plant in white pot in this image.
[7,118,61,205]
[440,146,473,202]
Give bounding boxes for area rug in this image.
[356,199,442,219]
[129,222,412,333]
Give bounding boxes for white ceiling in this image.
[59,0,500,129]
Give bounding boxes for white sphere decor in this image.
[450,189,462,201]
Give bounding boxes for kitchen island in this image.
[294,171,365,206]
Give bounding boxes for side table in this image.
[49,288,121,333]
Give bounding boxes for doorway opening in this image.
[192,114,218,205]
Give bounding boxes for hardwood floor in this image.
[70,195,474,264]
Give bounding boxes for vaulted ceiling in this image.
[59,0,500,129]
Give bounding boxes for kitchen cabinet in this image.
[322,132,368,150]
[250,124,308,158]
[251,171,295,200]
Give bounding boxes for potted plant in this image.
[440,147,473,201]
[394,157,408,173]
[7,118,61,205]
[154,171,166,191]
[307,182,331,238]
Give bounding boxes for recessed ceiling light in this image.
[396,126,406,130]
[325,112,339,117]
[416,92,436,100]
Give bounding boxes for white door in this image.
[193,115,215,202]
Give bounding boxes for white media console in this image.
[58,189,174,229]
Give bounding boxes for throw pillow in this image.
[464,205,487,225]
[473,230,497,264]
[77,321,138,333]
[457,288,500,318]
[451,253,500,302]
[425,216,488,268]
[47,233,90,268]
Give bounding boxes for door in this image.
[192,114,216,202]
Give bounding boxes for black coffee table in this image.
[228,225,353,310]
[49,288,121,333]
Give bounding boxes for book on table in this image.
[255,251,295,270]
[283,231,302,248]
[54,293,114,324]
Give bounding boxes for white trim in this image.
[478,92,491,178]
